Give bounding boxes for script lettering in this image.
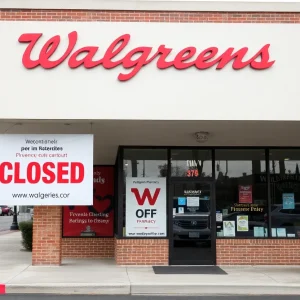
[69,46,102,68]
[18,31,275,81]
[173,47,197,69]
[195,47,219,69]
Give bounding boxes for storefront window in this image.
[171,149,212,178]
[123,149,168,238]
[215,149,268,238]
[269,149,300,238]
[124,149,168,178]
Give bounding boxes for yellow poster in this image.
[237,215,249,232]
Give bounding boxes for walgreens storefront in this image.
[1,0,300,266]
[114,147,300,265]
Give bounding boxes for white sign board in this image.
[2,22,300,121]
[125,177,166,237]
[0,134,93,205]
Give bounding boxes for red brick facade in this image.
[115,239,169,265]
[217,239,300,265]
[32,206,62,266]
[0,10,300,23]
[16,8,300,266]
[62,238,114,258]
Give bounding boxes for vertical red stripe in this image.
[0,284,6,294]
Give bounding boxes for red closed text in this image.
[0,162,84,184]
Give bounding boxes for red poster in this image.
[239,185,252,204]
[63,166,114,237]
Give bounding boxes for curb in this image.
[4,284,300,295]
[0,284,5,294]
[5,284,130,295]
[0,230,18,236]
[131,284,300,296]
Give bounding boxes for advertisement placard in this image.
[283,193,295,209]
[237,215,249,232]
[0,134,93,205]
[239,185,253,204]
[223,221,236,237]
[125,177,166,237]
[63,166,114,237]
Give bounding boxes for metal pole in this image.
[10,206,19,230]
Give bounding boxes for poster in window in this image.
[223,221,235,237]
[287,233,296,238]
[282,193,295,209]
[125,177,167,237]
[222,209,228,216]
[178,197,186,205]
[237,215,249,231]
[187,197,199,207]
[277,228,287,237]
[254,227,265,237]
[62,166,114,237]
[216,212,223,222]
[239,185,253,204]
[178,207,184,214]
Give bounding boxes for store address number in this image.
[186,169,199,177]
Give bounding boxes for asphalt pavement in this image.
[0,216,15,231]
[1,296,300,300]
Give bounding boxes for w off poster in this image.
[63,166,114,237]
[125,177,167,237]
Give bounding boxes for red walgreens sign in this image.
[63,166,114,237]
[18,32,275,82]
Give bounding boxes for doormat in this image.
[152,266,227,275]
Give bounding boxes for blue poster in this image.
[283,193,295,209]
[178,197,186,205]
[254,227,265,237]
[277,228,287,237]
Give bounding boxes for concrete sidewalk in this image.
[1,232,300,295]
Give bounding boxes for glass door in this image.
[169,181,215,265]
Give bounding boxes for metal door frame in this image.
[168,179,216,265]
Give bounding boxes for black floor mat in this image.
[153,266,227,275]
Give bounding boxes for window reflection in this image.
[269,150,300,238]
[123,149,167,178]
[122,149,168,236]
[215,150,268,238]
[120,147,300,239]
[171,149,212,178]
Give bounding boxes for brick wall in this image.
[217,239,300,265]
[0,10,300,23]
[62,238,114,258]
[115,239,169,265]
[32,206,62,266]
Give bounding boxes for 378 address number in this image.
[186,169,199,177]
